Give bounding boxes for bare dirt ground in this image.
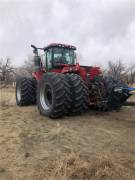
[0,88,135,180]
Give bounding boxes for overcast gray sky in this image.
[0,0,135,66]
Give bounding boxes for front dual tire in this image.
[37,73,88,118]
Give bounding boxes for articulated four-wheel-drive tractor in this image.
[16,43,135,118]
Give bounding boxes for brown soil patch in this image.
[0,88,135,179]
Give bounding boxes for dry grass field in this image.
[0,88,135,180]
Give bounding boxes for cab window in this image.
[53,48,75,65]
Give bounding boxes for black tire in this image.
[82,80,89,111]
[61,74,72,115]
[16,77,36,106]
[32,77,37,104]
[37,73,69,118]
[65,73,89,115]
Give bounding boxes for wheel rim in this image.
[17,87,21,102]
[40,84,53,110]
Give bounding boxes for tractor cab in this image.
[44,43,76,70]
[31,43,77,72]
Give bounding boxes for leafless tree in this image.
[0,58,15,86]
[107,59,125,80]
[23,55,34,75]
[106,60,135,85]
[14,55,34,78]
[125,63,135,85]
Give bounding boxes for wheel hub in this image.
[40,84,53,110]
[17,87,21,102]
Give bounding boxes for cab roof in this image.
[44,43,76,51]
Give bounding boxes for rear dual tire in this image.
[16,77,36,106]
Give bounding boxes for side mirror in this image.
[31,44,37,49]
[31,44,38,55]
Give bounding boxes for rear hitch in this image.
[107,86,135,109]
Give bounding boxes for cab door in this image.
[45,48,53,70]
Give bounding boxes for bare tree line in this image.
[0,57,135,88]
[107,60,135,85]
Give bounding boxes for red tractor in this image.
[16,43,135,118]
